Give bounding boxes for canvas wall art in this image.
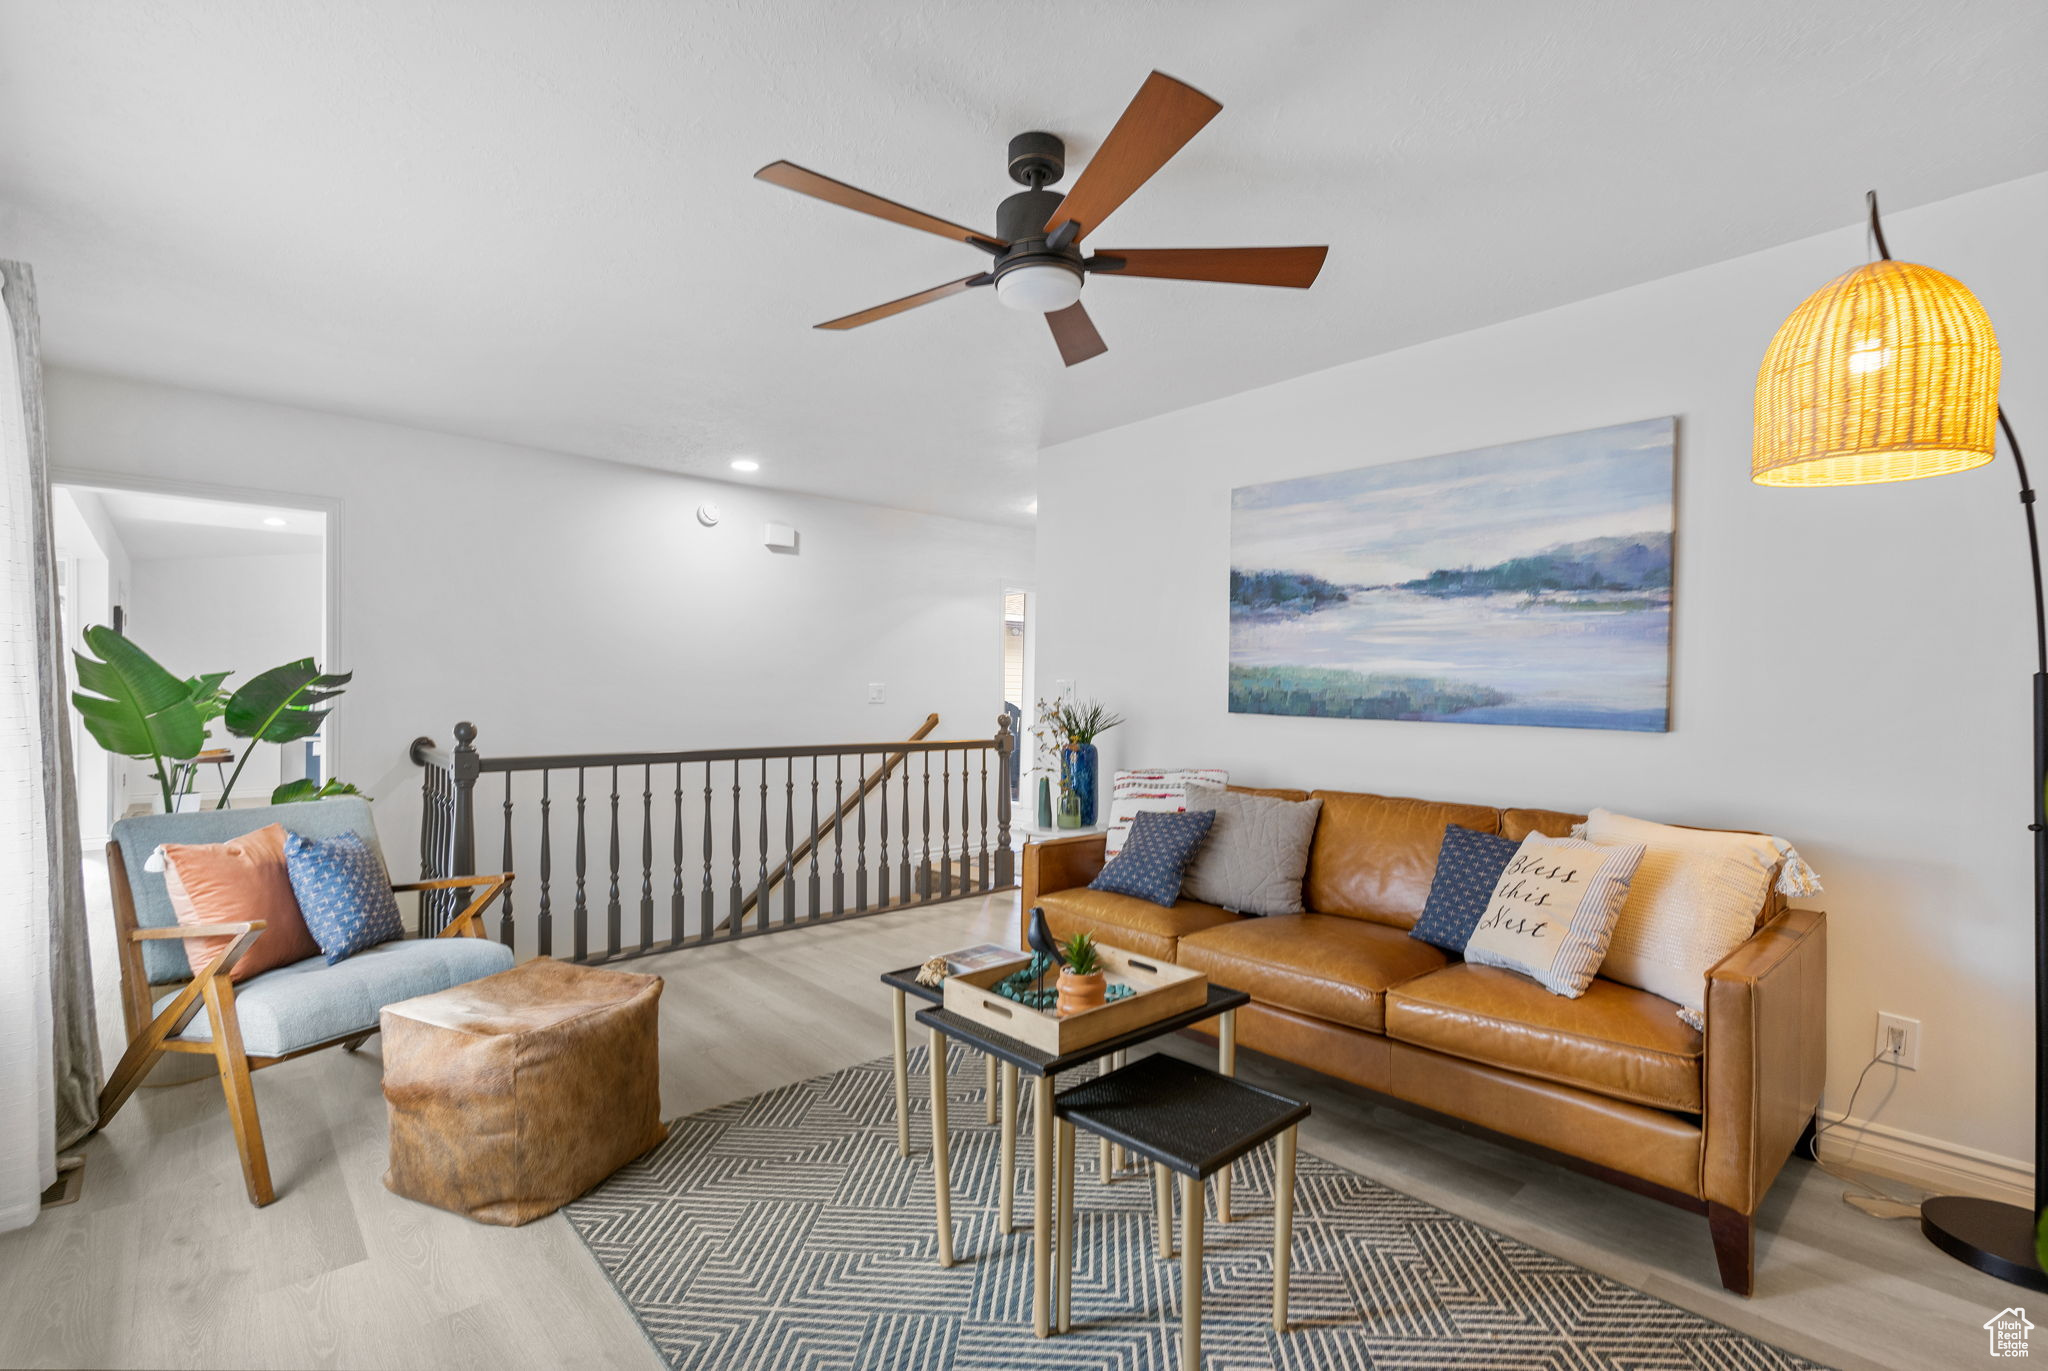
[1229,416,1675,732]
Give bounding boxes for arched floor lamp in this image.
[1755,190,2042,1289]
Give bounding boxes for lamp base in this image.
[1922,1194,2048,1290]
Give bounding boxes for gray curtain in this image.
[2,260,100,1150]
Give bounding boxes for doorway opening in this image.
[52,483,330,835]
[1003,588,1030,802]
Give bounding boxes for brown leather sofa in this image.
[1021,787,1826,1295]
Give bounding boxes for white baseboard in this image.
[1817,1109,2032,1208]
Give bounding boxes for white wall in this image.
[1035,172,2048,1194]
[45,368,1035,863]
[127,551,325,807]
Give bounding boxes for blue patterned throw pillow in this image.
[1410,825,1521,952]
[1088,808,1215,908]
[284,830,406,964]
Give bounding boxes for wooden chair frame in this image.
[95,839,513,1206]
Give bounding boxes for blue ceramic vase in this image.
[1061,743,1100,826]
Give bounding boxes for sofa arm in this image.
[1019,833,1108,943]
[1703,907,1826,1216]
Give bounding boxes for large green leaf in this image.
[214,657,351,809]
[70,627,207,798]
[224,659,352,745]
[271,777,364,805]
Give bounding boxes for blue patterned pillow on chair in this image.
[1088,808,1215,908]
[284,830,407,964]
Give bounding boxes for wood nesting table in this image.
[1055,1052,1310,1367]
[910,981,1252,1340]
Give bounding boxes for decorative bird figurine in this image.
[1026,906,1065,996]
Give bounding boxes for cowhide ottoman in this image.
[380,955,666,1225]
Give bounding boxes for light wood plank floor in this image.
[0,890,2019,1370]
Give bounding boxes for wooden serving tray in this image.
[941,944,1208,1056]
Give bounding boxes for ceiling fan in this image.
[755,71,1328,367]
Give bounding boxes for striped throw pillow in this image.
[1464,834,1645,998]
[1104,768,1227,857]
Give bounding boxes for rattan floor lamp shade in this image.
[1755,192,2045,1293]
[1753,260,2000,486]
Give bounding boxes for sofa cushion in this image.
[1385,963,1702,1112]
[1305,791,1502,927]
[1502,807,1584,841]
[1230,784,1310,802]
[1035,888,1243,963]
[1180,789,1323,915]
[1409,824,1519,952]
[1089,808,1216,907]
[1105,768,1227,857]
[159,935,516,1058]
[1177,914,1449,1034]
[1464,835,1645,998]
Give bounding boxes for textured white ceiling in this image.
[2,1,2044,526]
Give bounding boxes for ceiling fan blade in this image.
[1045,302,1107,367]
[814,275,989,331]
[1088,246,1328,288]
[1044,72,1221,244]
[757,161,1005,250]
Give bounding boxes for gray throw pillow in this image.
[1179,790,1323,915]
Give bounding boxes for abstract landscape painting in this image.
[1230,417,1675,731]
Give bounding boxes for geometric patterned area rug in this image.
[564,1045,1829,1370]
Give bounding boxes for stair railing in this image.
[410,713,1014,965]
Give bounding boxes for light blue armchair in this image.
[95,797,514,1206]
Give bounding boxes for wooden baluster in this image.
[877,758,892,907]
[831,754,845,917]
[700,762,715,942]
[606,765,622,960]
[961,747,973,895]
[995,714,1016,889]
[573,768,589,962]
[978,746,990,892]
[639,764,654,955]
[807,756,821,919]
[783,759,796,925]
[855,751,869,913]
[499,773,516,948]
[756,763,770,935]
[537,770,554,956]
[920,751,932,903]
[417,765,436,886]
[670,763,685,949]
[901,756,913,900]
[940,750,953,900]
[728,761,743,936]
[450,723,479,933]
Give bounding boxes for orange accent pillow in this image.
[162,824,322,982]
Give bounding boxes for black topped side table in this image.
[1055,1053,1309,1369]
[915,982,1251,1340]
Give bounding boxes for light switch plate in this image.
[868,682,885,704]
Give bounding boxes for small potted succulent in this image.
[1056,931,1107,1016]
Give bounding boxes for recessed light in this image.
[261,516,287,527]
[729,458,760,473]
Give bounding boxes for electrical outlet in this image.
[867,682,885,704]
[1875,1012,1920,1070]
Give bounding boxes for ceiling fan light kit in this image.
[755,71,1328,365]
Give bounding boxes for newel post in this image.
[994,713,1015,888]
[451,721,480,889]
